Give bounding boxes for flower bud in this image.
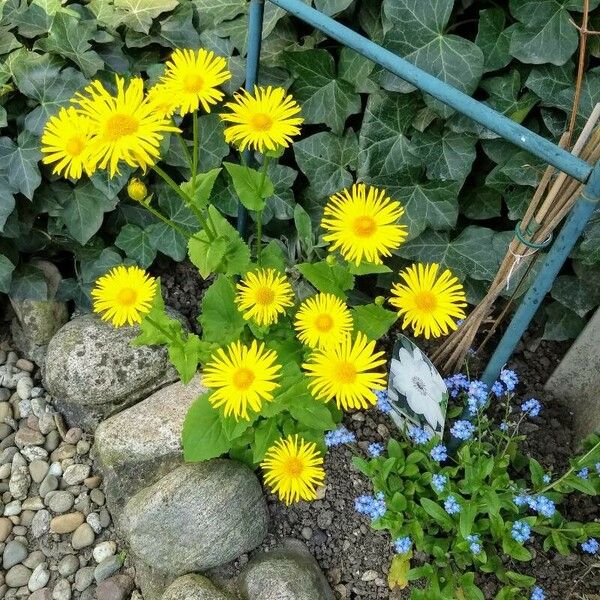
[325,254,337,265]
[127,178,148,202]
[374,296,385,306]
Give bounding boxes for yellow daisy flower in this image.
[203,340,282,420]
[236,268,295,327]
[153,48,232,116]
[74,76,179,177]
[220,86,303,152]
[91,265,157,327]
[146,83,180,119]
[40,107,94,180]
[303,332,386,411]
[294,293,353,349]
[389,263,467,339]
[261,435,325,505]
[321,183,408,266]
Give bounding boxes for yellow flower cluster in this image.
[41,48,304,181]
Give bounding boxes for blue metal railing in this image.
[244,0,600,382]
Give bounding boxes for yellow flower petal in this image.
[294,293,353,349]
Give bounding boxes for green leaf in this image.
[182,392,231,462]
[480,71,539,123]
[285,49,361,135]
[147,223,187,262]
[223,162,274,212]
[475,8,513,73]
[294,130,359,199]
[34,12,103,77]
[525,63,574,105]
[388,553,411,590]
[357,91,421,181]
[181,168,222,211]
[297,261,354,298]
[115,224,156,268]
[505,572,536,587]
[191,0,246,28]
[338,48,379,94]
[261,240,287,272]
[459,501,477,538]
[0,189,15,233]
[198,274,246,345]
[0,254,15,294]
[502,536,532,561]
[294,204,314,257]
[9,265,48,300]
[543,301,585,341]
[168,334,213,384]
[263,163,298,222]
[288,396,337,431]
[411,126,477,183]
[313,0,353,16]
[114,0,178,33]
[252,418,281,464]
[461,187,502,220]
[0,133,42,200]
[508,0,589,66]
[189,235,229,279]
[420,498,454,529]
[352,304,398,340]
[381,0,484,117]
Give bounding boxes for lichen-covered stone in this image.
[94,376,205,512]
[43,314,178,429]
[161,574,236,600]
[121,460,268,576]
[240,539,335,600]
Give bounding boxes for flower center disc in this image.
[232,367,255,390]
[251,113,273,132]
[117,288,137,306]
[336,361,357,384]
[255,286,275,305]
[105,114,139,142]
[352,215,377,238]
[283,457,304,477]
[66,137,85,156]
[184,74,204,93]
[414,291,437,311]
[314,313,334,332]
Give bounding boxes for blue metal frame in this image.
[244,0,600,380]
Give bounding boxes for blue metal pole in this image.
[266,0,592,184]
[481,161,600,385]
[237,0,265,235]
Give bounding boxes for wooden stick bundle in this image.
[431,105,600,374]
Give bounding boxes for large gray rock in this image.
[94,376,205,513]
[240,539,335,600]
[43,314,178,429]
[121,460,268,576]
[10,260,69,366]
[162,574,236,600]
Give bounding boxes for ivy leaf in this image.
[551,275,600,316]
[297,261,354,298]
[34,12,103,77]
[182,392,231,462]
[0,189,15,233]
[475,8,513,73]
[525,62,574,105]
[115,223,156,268]
[285,49,361,135]
[313,0,353,15]
[294,130,359,199]
[147,222,187,262]
[191,0,246,28]
[543,301,585,341]
[114,0,178,33]
[358,91,422,181]
[381,0,484,117]
[397,226,509,281]
[410,126,477,183]
[198,274,246,345]
[508,0,598,66]
[9,264,48,300]
[480,71,539,123]
[352,304,398,340]
[197,114,230,172]
[338,48,379,94]
[263,163,298,222]
[461,187,502,220]
[0,254,16,294]
[0,132,42,200]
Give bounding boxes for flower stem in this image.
[142,201,190,239]
[255,156,272,266]
[192,111,199,189]
[539,440,600,494]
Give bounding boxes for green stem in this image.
[539,440,600,494]
[176,131,194,172]
[192,111,199,189]
[143,202,190,239]
[255,156,272,266]
[497,412,527,460]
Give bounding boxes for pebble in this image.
[58,555,79,577]
[93,555,121,583]
[71,523,94,549]
[39,474,58,497]
[95,574,134,600]
[28,564,50,591]
[74,566,95,591]
[0,462,11,478]
[83,476,101,489]
[5,564,32,587]
[30,510,51,538]
[92,540,116,563]
[30,589,52,600]
[86,512,102,534]
[23,550,45,569]
[301,526,313,540]
[62,464,90,486]
[4,500,21,516]
[0,402,12,420]
[0,517,12,541]
[15,427,44,447]
[21,445,47,461]
[50,512,84,534]
[47,491,74,514]
[29,461,49,483]
[90,489,104,506]
[52,578,72,600]
[3,540,28,569]
[22,497,44,511]
[15,360,33,373]
[9,465,31,500]
[361,570,379,582]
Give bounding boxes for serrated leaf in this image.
[358,91,421,181]
[294,130,358,199]
[381,0,484,117]
[285,49,361,135]
[115,223,156,268]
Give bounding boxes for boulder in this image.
[10,260,69,366]
[121,460,268,576]
[94,376,205,512]
[43,314,178,429]
[240,539,335,600]
[161,574,236,600]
